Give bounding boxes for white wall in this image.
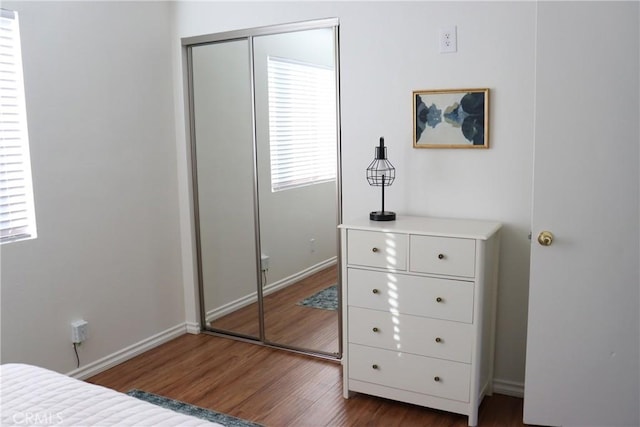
[0,2,184,374]
[173,1,536,389]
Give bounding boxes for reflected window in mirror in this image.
[267,57,337,192]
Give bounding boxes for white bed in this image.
[0,363,223,427]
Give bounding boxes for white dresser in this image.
[339,216,501,426]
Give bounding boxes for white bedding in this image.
[0,363,223,427]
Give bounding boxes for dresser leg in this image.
[468,409,478,427]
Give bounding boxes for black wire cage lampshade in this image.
[366,137,396,221]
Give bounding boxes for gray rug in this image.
[297,284,338,310]
[126,389,262,427]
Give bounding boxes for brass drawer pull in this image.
[436,297,443,303]
[372,289,380,294]
[372,327,379,333]
[438,253,445,260]
[434,376,441,382]
[372,247,379,253]
[435,337,442,343]
[372,364,379,370]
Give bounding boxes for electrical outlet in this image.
[439,26,457,53]
[71,320,88,343]
[261,253,270,271]
[309,238,316,253]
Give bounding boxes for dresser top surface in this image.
[339,216,501,240]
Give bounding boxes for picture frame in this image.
[413,88,489,148]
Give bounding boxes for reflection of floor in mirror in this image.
[209,266,339,354]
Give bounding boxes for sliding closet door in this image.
[191,40,260,339]
[253,28,339,355]
[186,19,341,357]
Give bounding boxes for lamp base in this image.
[370,211,396,221]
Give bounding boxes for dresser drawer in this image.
[409,235,476,277]
[348,306,472,363]
[348,343,471,402]
[347,229,407,270]
[347,268,474,323]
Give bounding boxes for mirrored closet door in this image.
[185,19,341,358]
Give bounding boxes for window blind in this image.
[0,9,36,243]
[267,56,337,192]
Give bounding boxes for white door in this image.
[524,2,639,427]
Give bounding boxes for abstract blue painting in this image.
[413,88,489,148]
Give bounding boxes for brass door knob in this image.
[436,297,443,303]
[537,231,554,246]
[372,289,380,294]
[372,327,379,332]
[372,364,379,370]
[435,337,442,343]
[434,376,441,382]
[372,247,379,253]
[438,253,445,260]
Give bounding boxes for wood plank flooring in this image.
[87,333,528,427]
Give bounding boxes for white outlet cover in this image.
[439,26,457,53]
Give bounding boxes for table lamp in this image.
[366,137,396,221]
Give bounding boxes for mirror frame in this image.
[182,18,343,360]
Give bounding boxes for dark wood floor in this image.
[210,266,339,354]
[87,333,528,427]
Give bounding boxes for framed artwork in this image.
[413,88,489,148]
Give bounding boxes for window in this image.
[0,9,36,243]
[267,56,337,192]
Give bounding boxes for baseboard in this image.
[185,322,200,334]
[492,378,524,398]
[67,323,187,380]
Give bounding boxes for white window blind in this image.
[267,56,337,192]
[0,9,36,243]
